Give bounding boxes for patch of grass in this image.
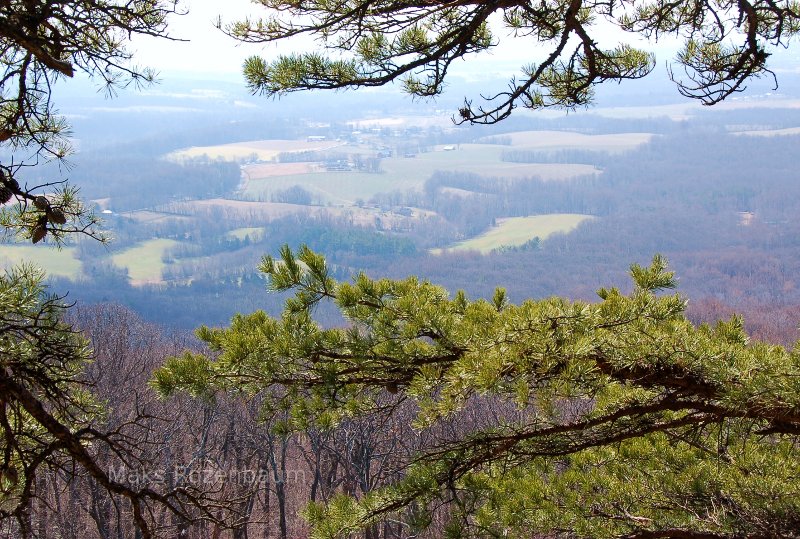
[0,245,81,279]
[433,214,595,254]
[111,239,180,285]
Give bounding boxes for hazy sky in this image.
[132,0,266,76]
[133,1,546,79]
[131,1,666,79]
[131,1,796,85]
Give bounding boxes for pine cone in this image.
[31,217,47,244]
[0,170,19,193]
[31,227,47,244]
[33,196,49,210]
[47,208,67,225]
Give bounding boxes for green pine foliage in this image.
[1,0,179,243]
[155,245,800,539]
[230,1,800,123]
[0,266,97,519]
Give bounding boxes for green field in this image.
[241,144,600,204]
[433,214,595,254]
[111,238,180,285]
[0,245,82,279]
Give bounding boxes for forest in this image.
[3,1,800,539]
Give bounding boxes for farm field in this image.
[111,238,180,285]
[241,162,319,181]
[380,145,600,180]
[164,199,315,220]
[167,139,345,162]
[240,143,600,204]
[484,131,654,152]
[166,198,430,229]
[119,210,193,224]
[0,245,82,279]
[732,127,800,137]
[588,98,800,120]
[433,214,595,254]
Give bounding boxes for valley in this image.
[1,78,799,343]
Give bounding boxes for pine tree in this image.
[228,1,800,123]
[155,246,800,539]
[0,3,243,537]
[0,0,179,243]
